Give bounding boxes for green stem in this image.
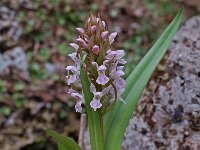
[99,114,104,142]
[80,68,104,150]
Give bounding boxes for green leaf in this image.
[0,106,11,116]
[39,48,50,61]
[80,68,104,150]
[104,7,183,150]
[14,82,25,91]
[13,93,24,108]
[45,128,81,150]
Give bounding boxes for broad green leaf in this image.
[80,68,104,150]
[46,128,81,150]
[104,8,183,150]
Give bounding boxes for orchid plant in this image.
[46,8,183,150]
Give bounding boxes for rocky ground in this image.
[121,16,200,150]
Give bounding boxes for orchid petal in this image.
[109,32,117,44]
[69,43,79,51]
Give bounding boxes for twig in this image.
[78,114,87,149]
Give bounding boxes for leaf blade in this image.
[104,7,184,150]
[46,128,81,150]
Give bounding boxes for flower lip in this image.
[90,100,102,111]
[96,75,109,85]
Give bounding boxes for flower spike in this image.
[66,13,126,112]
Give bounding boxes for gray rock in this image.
[0,54,12,74]
[0,47,29,75]
[121,16,200,150]
[0,6,23,42]
[11,47,28,72]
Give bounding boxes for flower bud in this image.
[76,27,84,34]
[91,25,97,33]
[76,38,88,48]
[92,45,100,55]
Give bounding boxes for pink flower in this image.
[110,70,125,79]
[90,100,102,111]
[75,102,82,112]
[101,31,108,41]
[106,50,125,61]
[96,75,109,85]
[69,43,79,51]
[115,50,125,59]
[92,91,102,100]
[96,65,109,85]
[68,52,80,69]
[114,77,126,89]
[68,89,84,112]
[89,84,105,111]
[109,32,117,44]
[97,65,107,74]
[66,66,79,85]
[68,88,83,100]
[117,59,127,64]
[106,50,117,60]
